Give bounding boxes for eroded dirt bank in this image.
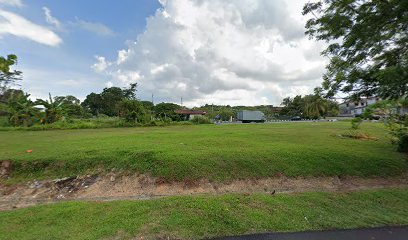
[1,173,407,211]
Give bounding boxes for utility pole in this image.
[181,97,183,107]
[151,93,154,105]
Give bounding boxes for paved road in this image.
[211,226,408,240]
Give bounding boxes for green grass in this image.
[0,188,407,240]
[0,122,406,182]
[0,117,194,131]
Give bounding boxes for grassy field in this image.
[0,188,407,239]
[0,122,407,182]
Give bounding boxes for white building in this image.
[339,97,408,117]
[339,97,380,117]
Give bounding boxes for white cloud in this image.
[0,9,62,46]
[117,49,130,64]
[94,0,327,106]
[0,0,23,7]
[105,81,114,88]
[91,55,111,73]
[76,19,114,36]
[42,6,61,30]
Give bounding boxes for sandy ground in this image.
[1,173,407,211]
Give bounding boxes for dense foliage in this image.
[362,99,408,152]
[280,92,339,119]
[303,0,408,100]
[0,54,22,94]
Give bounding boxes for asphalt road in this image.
[211,226,408,240]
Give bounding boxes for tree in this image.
[35,93,65,123]
[217,108,234,121]
[154,102,182,121]
[122,83,138,100]
[303,95,325,119]
[326,100,340,117]
[117,99,146,123]
[54,95,83,117]
[303,0,408,100]
[0,54,22,94]
[141,101,154,111]
[82,93,103,116]
[5,91,38,127]
[280,95,303,116]
[280,93,338,119]
[99,87,125,116]
[82,84,139,117]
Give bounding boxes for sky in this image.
[0,0,328,107]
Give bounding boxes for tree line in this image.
[279,88,339,119]
[1,58,190,127]
[0,86,190,127]
[3,54,339,127]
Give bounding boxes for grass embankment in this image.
[0,188,407,240]
[0,122,406,182]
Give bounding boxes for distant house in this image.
[339,96,408,117]
[339,97,380,117]
[175,109,207,120]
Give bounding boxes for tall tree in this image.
[82,93,103,116]
[280,95,304,116]
[99,87,125,116]
[303,95,328,119]
[54,95,83,117]
[82,84,139,117]
[123,83,138,100]
[0,54,22,94]
[303,0,408,100]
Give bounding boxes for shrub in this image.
[146,120,165,127]
[190,116,212,124]
[388,121,408,153]
[351,117,363,129]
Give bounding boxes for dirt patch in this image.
[336,132,379,141]
[0,175,98,210]
[0,160,12,178]
[1,173,407,211]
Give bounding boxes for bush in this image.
[146,120,165,127]
[351,117,363,129]
[190,116,212,124]
[0,116,10,127]
[389,123,408,153]
[397,134,408,152]
[172,121,193,126]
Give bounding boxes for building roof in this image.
[175,109,207,115]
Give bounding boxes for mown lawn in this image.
[0,188,407,240]
[0,122,406,182]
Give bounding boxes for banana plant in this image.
[35,93,65,124]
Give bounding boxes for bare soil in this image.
[1,173,407,211]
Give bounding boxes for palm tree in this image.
[304,95,328,119]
